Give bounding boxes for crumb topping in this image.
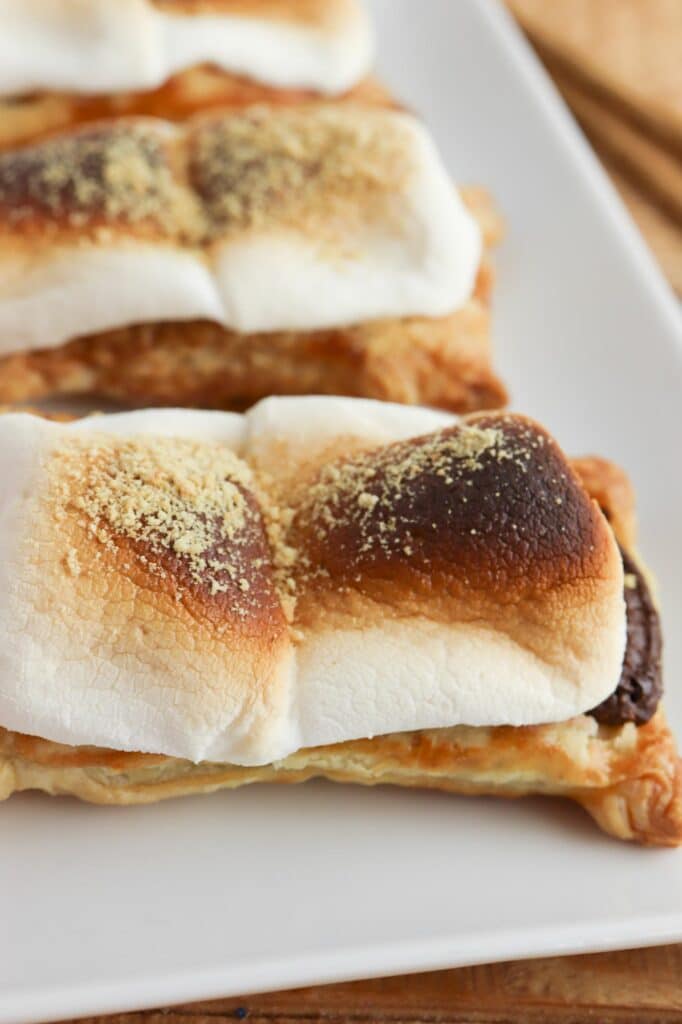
[296,425,505,551]
[49,433,260,601]
[261,498,299,621]
[0,106,416,245]
[0,124,203,239]
[283,416,591,591]
[192,105,414,241]
[40,414,592,622]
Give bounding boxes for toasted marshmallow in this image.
[0,398,627,764]
[0,0,373,97]
[0,106,482,357]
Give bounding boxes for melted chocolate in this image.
[589,550,663,726]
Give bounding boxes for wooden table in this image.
[64,944,682,1023]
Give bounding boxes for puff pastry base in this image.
[0,192,504,413]
[1,711,681,846]
[0,454,679,845]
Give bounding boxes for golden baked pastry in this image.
[0,107,505,412]
[0,0,379,148]
[2,708,678,847]
[0,399,677,845]
[0,249,501,412]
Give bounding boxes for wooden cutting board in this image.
[61,943,682,1022]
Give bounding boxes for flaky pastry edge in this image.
[0,454,679,845]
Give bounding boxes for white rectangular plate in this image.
[3,2,682,1021]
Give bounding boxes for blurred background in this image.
[507,0,681,296]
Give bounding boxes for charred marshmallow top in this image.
[0,397,626,764]
[0,106,482,354]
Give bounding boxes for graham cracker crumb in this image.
[192,105,415,245]
[0,124,203,240]
[49,432,257,601]
[290,424,508,573]
[0,105,418,258]
[64,549,81,577]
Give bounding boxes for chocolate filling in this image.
[589,550,663,726]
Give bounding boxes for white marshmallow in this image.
[0,0,374,97]
[0,113,482,356]
[0,399,627,764]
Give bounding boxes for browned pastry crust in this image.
[0,261,502,412]
[1,710,679,847]
[0,450,679,845]
[0,187,505,412]
[0,69,393,152]
[571,456,638,551]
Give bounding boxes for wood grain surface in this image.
[63,944,682,1023]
